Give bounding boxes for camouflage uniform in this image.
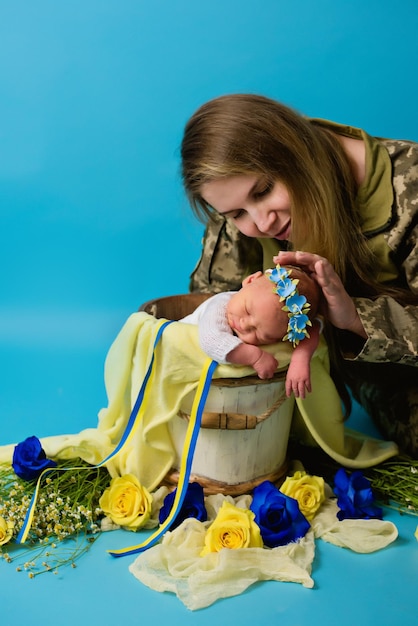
[189,212,264,293]
[189,123,418,457]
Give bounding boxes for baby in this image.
[182,264,321,398]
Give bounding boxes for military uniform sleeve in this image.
[189,214,263,293]
[351,295,418,366]
[348,140,418,367]
[344,139,418,367]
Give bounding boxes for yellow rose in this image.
[0,516,14,546]
[280,471,325,521]
[99,474,152,531]
[201,501,263,556]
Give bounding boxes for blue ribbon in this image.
[108,357,218,557]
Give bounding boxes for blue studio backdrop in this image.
[1,2,417,625]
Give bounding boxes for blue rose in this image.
[250,480,310,548]
[12,436,57,481]
[333,468,383,521]
[159,481,207,529]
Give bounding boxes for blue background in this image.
[1,1,417,624]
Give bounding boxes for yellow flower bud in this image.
[280,471,325,521]
[99,474,152,531]
[201,501,263,556]
[0,516,14,546]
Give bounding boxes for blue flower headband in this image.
[266,264,311,347]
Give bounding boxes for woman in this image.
[180,94,418,457]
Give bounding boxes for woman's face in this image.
[201,175,292,241]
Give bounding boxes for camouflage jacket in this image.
[189,130,418,369]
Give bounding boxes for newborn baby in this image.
[182,264,321,398]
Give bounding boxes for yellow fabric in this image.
[129,492,398,610]
[129,518,315,610]
[0,312,398,480]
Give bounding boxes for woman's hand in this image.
[274,251,367,338]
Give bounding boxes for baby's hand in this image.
[285,359,311,399]
[253,351,278,380]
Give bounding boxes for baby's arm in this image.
[285,319,321,398]
[227,344,278,380]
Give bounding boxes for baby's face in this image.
[226,275,287,345]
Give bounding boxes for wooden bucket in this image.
[139,294,293,495]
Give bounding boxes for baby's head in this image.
[226,265,320,346]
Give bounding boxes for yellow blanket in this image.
[0,312,398,486]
